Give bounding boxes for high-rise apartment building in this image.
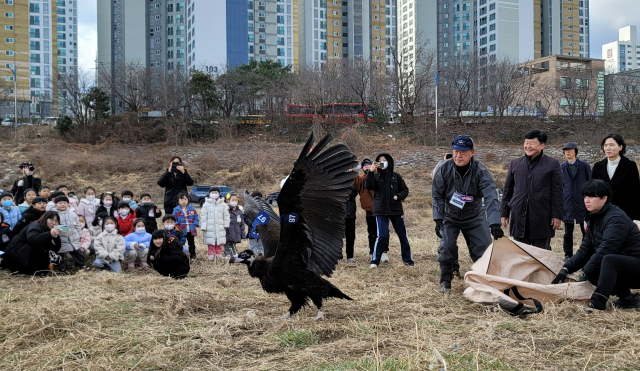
[56,0,77,116]
[535,0,589,59]
[479,0,534,63]
[384,0,396,69]
[0,0,71,119]
[296,0,387,67]
[602,25,640,74]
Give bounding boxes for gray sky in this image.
[77,0,640,71]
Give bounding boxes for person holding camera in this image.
[432,136,502,293]
[11,162,42,205]
[157,156,195,215]
[365,153,414,268]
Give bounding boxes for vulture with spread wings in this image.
[234,133,357,319]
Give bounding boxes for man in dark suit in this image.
[560,142,591,261]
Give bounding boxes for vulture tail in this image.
[327,282,353,301]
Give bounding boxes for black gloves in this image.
[551,268,568,284]
[490,224,504,240]
[435,219,443,239]
[578,271,588,282]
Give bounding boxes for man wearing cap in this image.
[352,159,384,259]
[561,142,592,261]
[11,162,42,205]
[432,135,502,293]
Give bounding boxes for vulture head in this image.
[233,249,256,266]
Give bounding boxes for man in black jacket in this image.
[11,162,42,205]
[365,153,414,268]
[552,180,640,310]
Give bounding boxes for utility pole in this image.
[435,70,439,148]
[8,66,17,139]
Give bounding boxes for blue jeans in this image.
[93,258,122,272]
[249,238,264,254]
[371,215,413,265]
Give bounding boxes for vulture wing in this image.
[242,190,281,258]
[272,132,357,276]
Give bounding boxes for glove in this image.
[578,271,588,282]
[17,180,24,187]
[490,224,504,240]
[138,243,146,249]
[434,219,443,239]
[551,268,568,284]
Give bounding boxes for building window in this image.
[5,37,13,43]
[4,12,13,18]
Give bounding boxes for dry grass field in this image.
[0,134,639,370]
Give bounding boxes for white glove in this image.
[138,243,146,249]
[17,180,24,187]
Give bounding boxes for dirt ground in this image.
[0,134,639,370]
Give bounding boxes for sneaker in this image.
[140,262,148,268]
[404,261,414,267]
[439,283,451,293]
[208,254,215,261]
[347,258,356,264]
[613,293,640,309]
[370,263,378,269]
[128,262,135,269]
[381,253,389,263]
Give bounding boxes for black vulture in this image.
[233,132,357,319]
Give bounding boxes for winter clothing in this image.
[226,205,245,244]
[200,197,230,246]
[564,222,586,258]
[589,255,640,310]
[208,244,223,256]
[89,224,103,239]
[0,206,22,231]
[157,169,195,214]
[1,223,61,275]
[57,209,82,254]
[11,175,41,204]
[223,241,238,257]
[561,158,592,223]
[0,222,11,251]
[93,229,126,263]
[172,204,199,236]
[365,154,409,216]
[243,214,264,254]
[77,198,101,227]
[135,202,162,234]
[148,236,190,279]
[500,151,564,245]
[353,171,375,212]
[96,204,117,220]
[371,215,413,265]
[124,229,152,263]
[80,228,92,256]
[345,186,357,219]
[592,155,640,220]
[365,212,378,255]
[165,228,186,246]
[92,258,122,272]
[10,206,44,238]
[343,187,357,260]
[18,201,31,213]
[116,213,135,236]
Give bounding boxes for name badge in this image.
[149,210,155,218]
[1,234,8,243]
[449,191,473,209]
[237,215,242,223]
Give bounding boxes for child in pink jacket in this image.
[78,215,93,258]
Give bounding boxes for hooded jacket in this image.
[77,198,101,226]
[200,197,230,245]
[57,208,82,253]
[2,223,61,275]
[148,236,190,279]
[10,206,45,238]
[172,204,199,236]
[123,229,152,252]
[364,153,409,216]
[94,229,126,262]
[157,169,195,209]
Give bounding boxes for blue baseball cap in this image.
[451,136,474,151]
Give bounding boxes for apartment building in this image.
[602,25,640,74]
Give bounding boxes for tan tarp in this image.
[463,238,596,313]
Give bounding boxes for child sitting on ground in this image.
[78,215,92,259]
[18,189,37,213]
[136,193,162,234]
[54,195,85,271]
[148,230,190,279]
[123,218,151,269]
[0,213,11,251]
[39,185,51,201]
[96,192,119,219]
[56,185,78,211]
[162,215,187,252]
[93,217,126,272]
[77,186,100,227]
[173,192,199,260]
[0,191,21,231]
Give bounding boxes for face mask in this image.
[210,193,219,199]
[87,195,95,202]
[230,201,238,207]
[136,227,146,234]
[119,209,129,217]
[104,200,113,207]
[1,200,12,208]
[165,224,175,230]
[380,161,388,169]
[104,224,116,232]
[24,169,34,176]
[141,201,151,206]
[123,197,131,203]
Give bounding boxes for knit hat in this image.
[121,190,134,197]
[33,196,48,204]
[140,193,151,200]
[209,186,220,193]
[0,191,13,200]
[54,195,70,204]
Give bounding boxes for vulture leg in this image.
[314,311,324,321]
[284,291,307,318]
[311,295,324,320]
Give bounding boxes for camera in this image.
[28,166,34,171]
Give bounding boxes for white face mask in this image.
[380,161,388,169]
[24,169,34,176]
[165,224,175,230]
[87,195,95,202]
[104,200,113,207]
[123,197,131,203]
[141,201,151,205]
[210,193,219,199]
[104,224,116,232]
[230,201,238,207]
[136,227,146,234]
[119,209,129,217]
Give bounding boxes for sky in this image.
[77,0,640,71]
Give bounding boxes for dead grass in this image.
[0,136,639,370]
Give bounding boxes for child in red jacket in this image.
[116,201,135,236]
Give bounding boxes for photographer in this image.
[11,162,42,204]
[157,156,195,215]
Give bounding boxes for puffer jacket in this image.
[148,236,190,279]
[123,230,152,252]
[364,153,409,216]
[89,224,103,239]
[227,205,245,243]
[10,206,44,238]
[200,198,229,245]
[57,209,82,253]
[116,213,135,236]
[564,203,640,277]
[1,223,61,275]
[77,198,101,226]
[80,228,91,251]
[94,230,126,262]
[0,206,22,231]
[135,202,162,233]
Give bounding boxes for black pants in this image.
[59,249,86,270]
[185,231,196,257]
[590,254,640,310]
[344,218,356,259]
[366,211,382,255]
[563,222,585,258]
[163,201,176,216]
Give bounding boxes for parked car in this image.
[2,118,16,126]
[265,191,279,207]
[189,185,234,207]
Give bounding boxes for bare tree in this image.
[556,64,602,118]
[439,53,480,119]
[99,61,160,113]
[481,57,518,119]
[56,68,95,126]
[605,70,640,114]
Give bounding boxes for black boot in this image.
[439,262,453,293]
[613,293,640,309]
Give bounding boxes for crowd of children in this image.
[0,173,261,277]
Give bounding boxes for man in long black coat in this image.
[560,142,591,260]
[500,130,564,250]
